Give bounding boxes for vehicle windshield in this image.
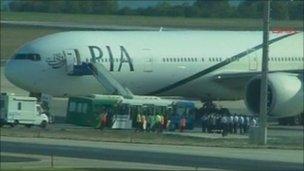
[36,106,42,114]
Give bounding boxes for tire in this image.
[25,124,32,128]
[40,120,48,128]
[10,120,19,127]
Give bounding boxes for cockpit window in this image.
[14,54,41,61]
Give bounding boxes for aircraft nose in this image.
[5,59,21,86]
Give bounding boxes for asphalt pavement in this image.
[1,137,303,171]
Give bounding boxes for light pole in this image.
[259,0,270,145]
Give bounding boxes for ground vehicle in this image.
[0,93,49,127]
[66,94,123,127]
[170,101,196,130]
[66,94,172,129]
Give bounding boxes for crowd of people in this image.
[134,113,191,133]
[96,106,258,137]
[201,113,258,137]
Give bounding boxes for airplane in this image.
[4,30,304,118]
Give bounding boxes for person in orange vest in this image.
[101,111,108,130]
[96,109,107,130]
[180,116,186,132]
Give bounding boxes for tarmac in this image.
[1,136,303,171]
[1,64,303,170]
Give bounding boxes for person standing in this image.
[250,117,257,127]
[149,114,155,132]
[136,113,142,132]
[160,114,165,132]
[233,114,239,134]
[228,114,233,134]
[244,116,250,134]
[146,114,151,132]
[238,115,244,134]
[201,114,208,133]
[99,110,108,131]
[211,114,216,133]
[142,114,147,132]
[207,114,212,133]
[221,114,228,137]
[156,114,162,133]
[180,116,186,132]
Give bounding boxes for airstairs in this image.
[66,62,133,99]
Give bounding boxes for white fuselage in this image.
[5,31,304,100]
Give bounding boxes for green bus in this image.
[66,94,123,127]
[66,94,173,128]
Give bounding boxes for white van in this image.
[0,93,49,128]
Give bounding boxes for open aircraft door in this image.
[249,52,258,71]
[142,49,153,72]
[64,49,81,74]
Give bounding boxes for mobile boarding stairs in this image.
[66,61,133,99]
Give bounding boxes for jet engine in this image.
[245,73,303,118]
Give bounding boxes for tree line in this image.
[7,0,303,20]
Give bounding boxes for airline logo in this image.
[46,46,134,72]
[88,45,134,72]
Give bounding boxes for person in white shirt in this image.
[238,115,245,134]
[233,114,239,134]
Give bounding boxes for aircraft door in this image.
[64,49,81,74]
[249,53,258,71]
[142,49,153,72]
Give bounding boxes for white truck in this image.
[0,93,49,128]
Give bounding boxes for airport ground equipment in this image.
[66,94,123,127]
[170,101,196,130]
[66,61,133,99]
[0,93,49,127]
[66,94,173,128]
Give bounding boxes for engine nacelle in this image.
[245,73,303,118]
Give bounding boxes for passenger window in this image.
[69,102,76,112]
[77,103,82,113]
[202,58,204,62]
[17,102,22,110]
[181,58,183,62]
[82,103,88,113]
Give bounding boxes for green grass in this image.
[1,11,303,59]
[0,25,64,59]
[2,12,303,30]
